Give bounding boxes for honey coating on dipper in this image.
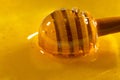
[38,8,98,57]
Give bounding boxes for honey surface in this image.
[0,0,120,80]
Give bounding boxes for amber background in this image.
[0,0,120,80]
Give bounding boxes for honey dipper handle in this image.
[96,17,120,36]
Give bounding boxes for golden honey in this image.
[0,0,120,80]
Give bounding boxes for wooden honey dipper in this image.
[38,8,120,57]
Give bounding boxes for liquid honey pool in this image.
[0,0,120,80]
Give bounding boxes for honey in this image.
[0,0,120,80]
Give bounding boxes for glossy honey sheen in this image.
[0,0,120,80]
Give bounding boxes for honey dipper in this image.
[38,8,120,57]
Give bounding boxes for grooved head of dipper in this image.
[38,8,98,57]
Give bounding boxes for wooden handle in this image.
[96,17,120,36]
